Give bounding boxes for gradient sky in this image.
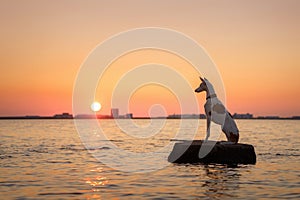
[0,0,299,117]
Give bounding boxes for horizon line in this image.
[0,112,299,119]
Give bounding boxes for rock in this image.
[168,140,256,164]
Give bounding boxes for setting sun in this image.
[91,102,101,112]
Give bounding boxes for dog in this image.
[195,77,239,144]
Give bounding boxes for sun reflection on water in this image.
[85,167,109,192]
[85,176,109,187]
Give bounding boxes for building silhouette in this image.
[125,113,133,119]
[53,112,73,119]
[111,108,119,119]
[233,113,253,119]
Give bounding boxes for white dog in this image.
[195,77,239,144]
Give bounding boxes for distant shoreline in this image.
[0,116,299,120]
[2,112,299,120]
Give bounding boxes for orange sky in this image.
[0,0,299,117]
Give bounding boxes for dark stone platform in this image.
[168,140,256,164]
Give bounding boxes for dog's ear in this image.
[199,77,205,82]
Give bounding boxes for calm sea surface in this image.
[0,119,299,199]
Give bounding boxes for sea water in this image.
[0,119,299,199]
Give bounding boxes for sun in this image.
[90,101,101,112]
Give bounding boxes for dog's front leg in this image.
[205,117,211,142]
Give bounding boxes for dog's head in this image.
[195,77,207,93]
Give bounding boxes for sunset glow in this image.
[0,1,299,117]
